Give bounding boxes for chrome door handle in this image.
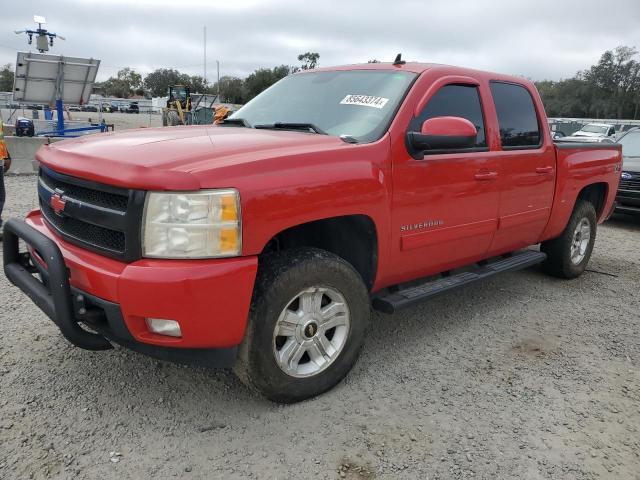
[474,171,498,181]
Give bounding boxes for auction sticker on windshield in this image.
[340,95,389,109]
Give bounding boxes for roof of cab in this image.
[303,62,536,88]
[308,62,436,74]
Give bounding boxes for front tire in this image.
[541,200,597,279]
[235,248,370,403]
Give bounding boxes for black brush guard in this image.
[3,218,112,351]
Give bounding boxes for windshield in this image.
[229,70,417,143]
[619,130,640,156]
[579,124,609,134]
[174,89,187,101]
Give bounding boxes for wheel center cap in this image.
[303,321,318,339]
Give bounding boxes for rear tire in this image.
[235,248,370,403]
[541,200,597,279]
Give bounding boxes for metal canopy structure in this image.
[13,52,103,136]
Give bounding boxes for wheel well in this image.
[577,183,608,218]
[262,215,378,290]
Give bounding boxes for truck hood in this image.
[559,135,605,143]
[622,156,640,173]
[37,125,350,190]
[571,131,604,138]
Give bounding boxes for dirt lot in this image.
[0,174,639,480]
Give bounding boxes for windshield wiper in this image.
[254,122,327,135]
[220,118,252,128]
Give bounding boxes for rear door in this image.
[486,81,556,254]
[390,81,501,283]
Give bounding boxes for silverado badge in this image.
[401,220,444,232]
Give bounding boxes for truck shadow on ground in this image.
[606,213,640,231]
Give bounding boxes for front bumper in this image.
[615,188,640,216]
[2,213,258,366]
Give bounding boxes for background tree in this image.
[243,65,292,101]
[535,45,640,119]
[535,78,593,117]
[0,64,14,92]
[187,75,210,93]
[95,68,143,98]
[581,46,640,118]
[117,67,142,91]
[144,68,191,97]
[297,52,320,70]
[84,46,640,115]
[213,76,246,104]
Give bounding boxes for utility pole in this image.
[216,60,220,101]
[203,26,207,88]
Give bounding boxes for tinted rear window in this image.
[490,82,541,148]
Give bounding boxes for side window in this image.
[411,84,487,148]
[490,81,541,148]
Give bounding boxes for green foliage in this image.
[297,52,320,70]
[244,65,292,101]
[0,64,14,92]
[143,68,191,97]
[86,47,640,117]
[212,76,245,104]
[92,53,321,103]
[97,78,128,98]
[143,69,214,97]
[188,75,209,94]
[117,68,142,90]
[536,45,640,119]
[95,67,144,98]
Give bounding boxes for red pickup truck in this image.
[3,61,622,402]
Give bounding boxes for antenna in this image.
[393,53,406,66]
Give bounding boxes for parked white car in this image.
[561,123,617,143]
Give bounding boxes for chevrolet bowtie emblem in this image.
[50,193,67,216]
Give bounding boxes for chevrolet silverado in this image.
[3,60,622,402]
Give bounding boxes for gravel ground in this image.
[1,174,639,480]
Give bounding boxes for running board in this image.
[372,250,546,314]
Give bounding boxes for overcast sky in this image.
[2,0,640,83]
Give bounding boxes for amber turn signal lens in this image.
[220,227,239,253]
[220,194,238,221]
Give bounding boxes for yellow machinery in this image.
[162,85,191,126]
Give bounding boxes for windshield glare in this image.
[229,70,417,142]
[619,130,640,156]
[580,124,609,134]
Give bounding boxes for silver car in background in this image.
[560,123,617,143]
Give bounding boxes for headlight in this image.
[142,189,241,258]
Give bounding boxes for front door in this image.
[389,83,501,285]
